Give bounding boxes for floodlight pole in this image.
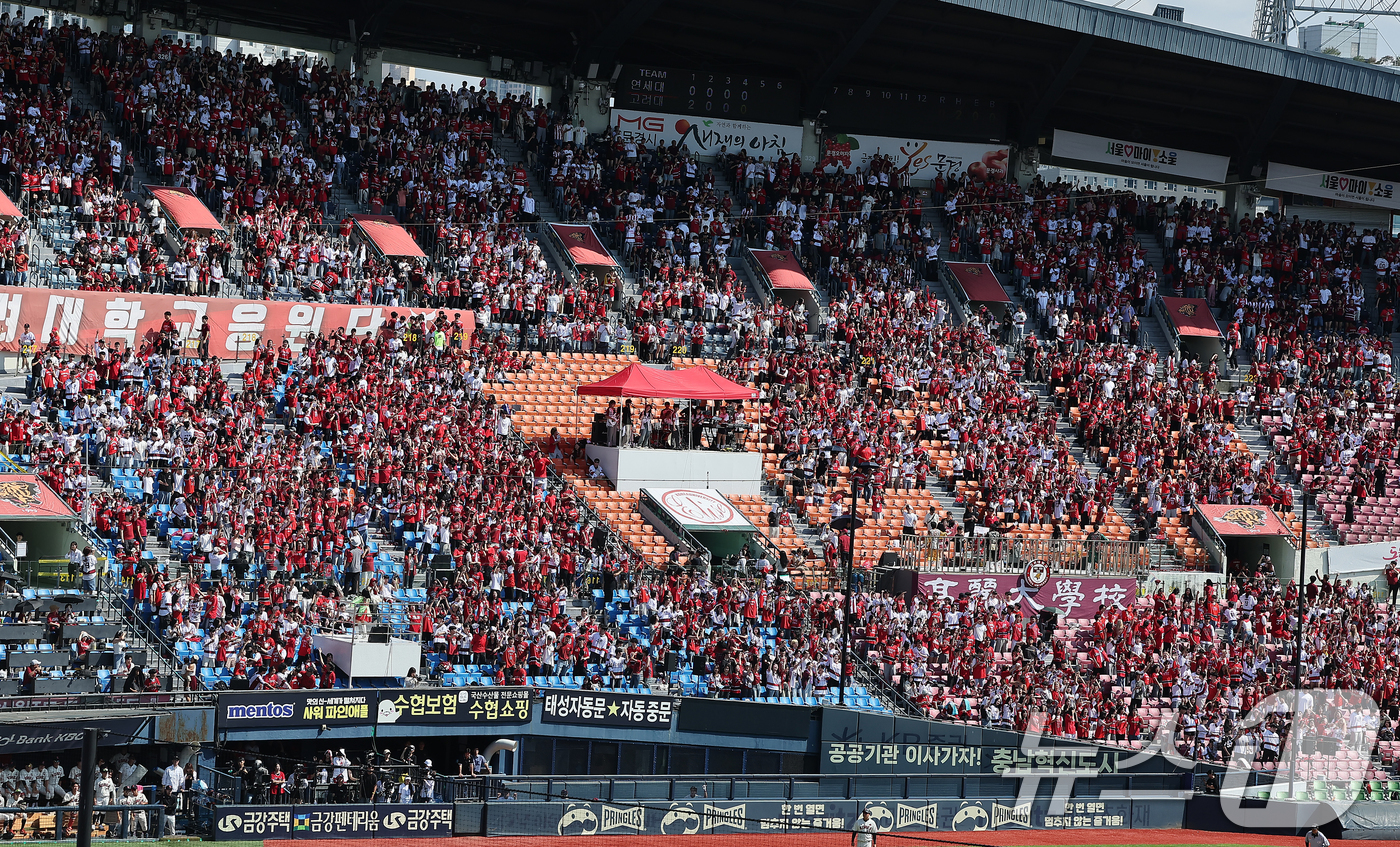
[839,478,858,707]
[1288,490,1309,794]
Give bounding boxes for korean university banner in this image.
[1051,129,1229,184]
[818,134,1009,185]
[913,573,1137,617]
[1266,161,1400,211]
[0,285,471,357]
[611,109,802,158]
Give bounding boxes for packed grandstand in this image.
[0,0,1394,841]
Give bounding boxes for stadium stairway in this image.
[1227,419,1336,548]
[70,81,161,221]
[504,141,646,308]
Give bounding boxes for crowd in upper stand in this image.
[3,17,1400,785]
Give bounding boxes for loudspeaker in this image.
[369,625,390,644]
[229,676,250,690]
[591,413,608,445]
[879,551,899,569]
[593,527,610,553]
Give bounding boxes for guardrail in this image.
[0,690,215,710]
[898,534,1149,576]
[0,803,168,839]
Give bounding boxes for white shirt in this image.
[853,817,878,847]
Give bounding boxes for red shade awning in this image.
[576,364,757,400]
[1197,503,1293,537]
[945,262,1010,303]
[1161,297,1223,339]
[0,192,21,220]
[750,249,814,291]
[0,474,76,518]
[353,215,427,258]
[147,186,225,232]
[550,224,618,269]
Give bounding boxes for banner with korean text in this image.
[913,573,1136,617]
[1051,129,1229,184]
[1325,538,1400,575]
[610,109,802,158]
[212,805,453,840]
[1266,161,1400,211]
[818,134,1010,184]
[0,286,470,357]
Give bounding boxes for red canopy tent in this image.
[0,192,22,220]
[669,367,759,400]
[148,186,225,232]
[575,365,757,400]
[353,215,427,258]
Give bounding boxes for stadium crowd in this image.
[0,16,1400,797]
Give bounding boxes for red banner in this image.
[0,286,471,357]
[0,474,76,518]
[1161,296,1222,339]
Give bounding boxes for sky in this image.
[1086,0,1400,59]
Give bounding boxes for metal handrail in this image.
[850,653,924,718]
[0,690,215,710]
[500,427,660,575]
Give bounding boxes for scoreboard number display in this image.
[823,84,1006,140]
[618,65,800,123]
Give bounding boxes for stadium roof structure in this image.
[187,0,1400,181]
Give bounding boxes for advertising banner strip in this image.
[610,109,802,158]
[212,805,453,840]
[818,134,1009,184]
[1265,161,1400,211]
[539,689,676,728]
[217,688,533,731]
[483,798,1181,838]
[1051,129,1229,184]
[0,285,470,356]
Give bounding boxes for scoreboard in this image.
[822,83,1006,141]
[617,64,801,124]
